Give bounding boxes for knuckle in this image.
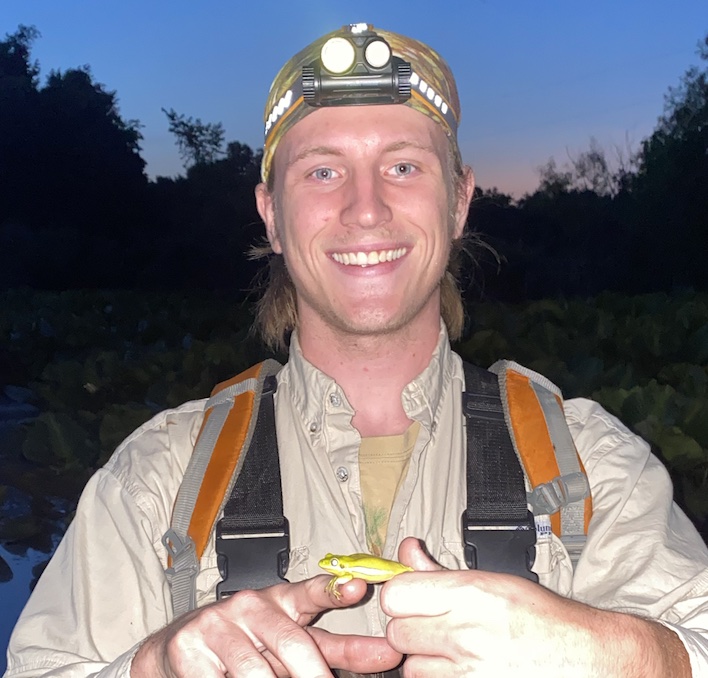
[227,650,269,675]
[228,588,266,610]
[165,630,193,670]
[386,618,401,647]
[199,604,224,626]
[273,622,306,650]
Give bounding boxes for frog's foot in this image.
[325,574,352,600]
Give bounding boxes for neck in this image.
[296,307,442,437]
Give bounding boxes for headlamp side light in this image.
[364,39,391,69]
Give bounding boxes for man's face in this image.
[256,104,473,340]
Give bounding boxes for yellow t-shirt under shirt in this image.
[359,421,420,556]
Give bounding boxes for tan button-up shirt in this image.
[5,332,708,676]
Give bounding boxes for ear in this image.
[452,165,475,240]
[255,182,282,254]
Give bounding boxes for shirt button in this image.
[309,422,318,433]
[335,466,349,482]
[329,393,342,407]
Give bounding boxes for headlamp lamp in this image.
[261,23,461,182]
[302,24,411,106]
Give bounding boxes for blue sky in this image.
[2,0,706,196]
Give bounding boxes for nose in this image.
[340,168,393,230]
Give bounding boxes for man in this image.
[5,24,708,678]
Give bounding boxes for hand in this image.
[380,537,687,678]
[131,574,401,678]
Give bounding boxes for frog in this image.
[318,553,414,599]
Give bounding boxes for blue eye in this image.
[313,167,335,181]
[392,163,414,176]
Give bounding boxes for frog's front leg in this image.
[326,572,353,600]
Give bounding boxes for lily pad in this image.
[98,404,154,463]
[30,558,51,591]
[22,411,97,470]
[0,515,42,542]
[653,427,705,469]
[0,554,12,582]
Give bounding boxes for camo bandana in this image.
[260,25,461,183]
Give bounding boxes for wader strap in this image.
[163,359,283,618]
[462,362,537,582]
[489,360,591,566]
[216,372,290,597]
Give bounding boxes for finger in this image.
[220,645,278,678]
[402,653,459,677]
[167,626,275,678]
[381,570,460,617]
[277,574,370,625]
[308,626,403,674]
[386,615,467,657]
[397,537,444,571]
[254,619,334,678]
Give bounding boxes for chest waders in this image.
[162,359,591,618]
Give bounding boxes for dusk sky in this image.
[2,0,706,196]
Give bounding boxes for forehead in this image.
[274,104,449,169]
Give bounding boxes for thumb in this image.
[397,537,444,572]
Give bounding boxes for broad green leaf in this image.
[687,323,708,365]
[0,554,12,583]
[592,387,630,418]
[681,477,708,524]
[683,401,708,449]
[457,329,510,368]
[98,405,154,462]
[653,427,704,468]
[621,388,649,426]
[22,412,96,469]
[0,515,42,542]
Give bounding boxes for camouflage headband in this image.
[261,23,461,183]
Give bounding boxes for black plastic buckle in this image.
[462,511,538,583]
[215,519,290,598]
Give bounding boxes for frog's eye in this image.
[330,558,339,568]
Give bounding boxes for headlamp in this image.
[302,24,411,107]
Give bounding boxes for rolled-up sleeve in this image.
[4,402,204,678]
[567,398,708,676]
[4,469,169,677]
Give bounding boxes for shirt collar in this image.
[281,322,456,430]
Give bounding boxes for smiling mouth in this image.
[331,248,408,267]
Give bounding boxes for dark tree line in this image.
[468,35,708,301]
[1,26,706,300]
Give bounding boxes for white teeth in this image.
[332,248,408,267]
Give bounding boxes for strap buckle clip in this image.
[462,511,538,583]
[215,519,290,598]
[162,528,199,579]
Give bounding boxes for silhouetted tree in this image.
[536,138,629,198]
[627,34,708,291]
[0,26,41,228]
[163,108,225,168]
[0,26,149,288]
[145,138,263,291]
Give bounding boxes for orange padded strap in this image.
[188,362,264,559]
[505,370,562,536]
